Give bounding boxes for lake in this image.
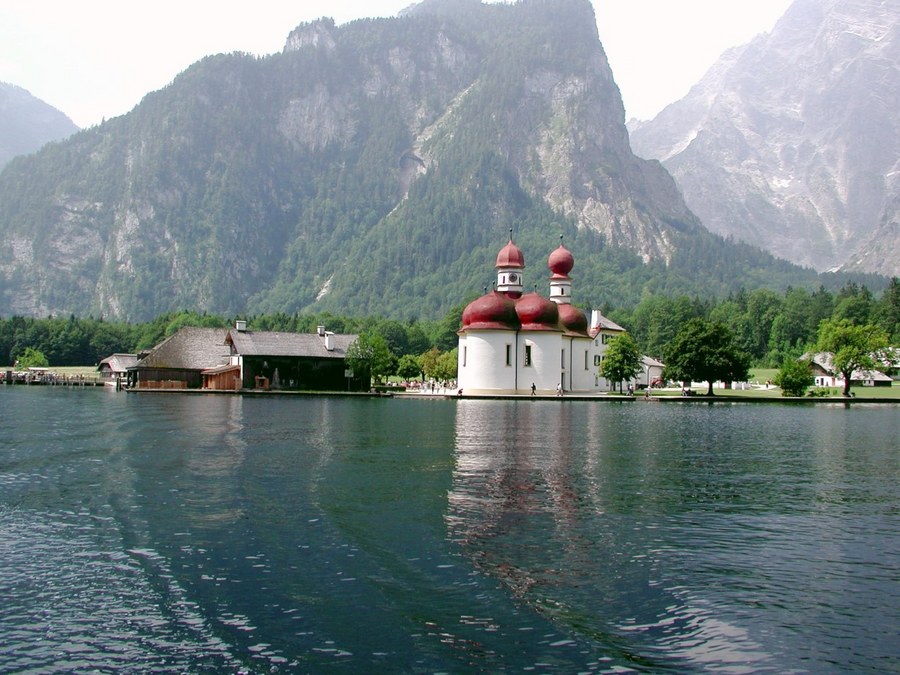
[1,387,897,673]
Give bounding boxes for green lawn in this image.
[3,365,100,376]
[748,368,778,384]
[653,381,900,400]
[648,367,898,399]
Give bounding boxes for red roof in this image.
[516,292,560,331]
[495,239,525,268]
[548,244,574,279]
[558,303,588,336]
[461,291,521,330]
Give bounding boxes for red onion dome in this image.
[496,239,525,269]
[461,291,521,330]
[515,292,560,331]
[548,244,574,278]
[558,303,589,336]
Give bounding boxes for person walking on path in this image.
[556,383,562,396]
[531,383,536,396]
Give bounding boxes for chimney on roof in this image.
[235,320,247,332]
[317,325,326,336]
[324,331,334,351]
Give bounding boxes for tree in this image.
[833,282,874,325]
[430,301,468,352]
[396,354,422,380]
[404,321,432,356]
[432,348,459,382]
[816,318,889,396]
[599,333,642,392]
[662,318,750,395]
[346,332,394,385]
[874,277,899,342]
[420,347,441,380]
[808,285,835,332]
[374,319,410,356]
[774,358,814,397]
[743,288,784,360]
[630,294,704,357]
[15,346,49,370]
[767,287,814,364]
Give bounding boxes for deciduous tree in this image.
[432,348,459,383]
[15,346,49,370]
[662,318,750,395]
[420,347,441,380]
[346,332,393,385]
[396,354,422,380]
[774,358,814,397]
[599,333,642,392]
[816,318,889,396]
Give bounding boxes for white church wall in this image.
[458,332,518,393]
[568,338,598,392]
[520,331,561,393]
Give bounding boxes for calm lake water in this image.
[1,387,898,673]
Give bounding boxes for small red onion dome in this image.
[461,291,521,331]
[516,292,560,331]
[496,239,525,269]
[558,303,588,336]
[548,244,574,279]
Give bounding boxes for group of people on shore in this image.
[403,379,457,394]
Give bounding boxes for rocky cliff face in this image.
[0,83,79,168]
[629,0,899,277]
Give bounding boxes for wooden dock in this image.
[4,370,105,387]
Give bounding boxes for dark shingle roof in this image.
[226,330,357,359]
[136,327,231,370]
[595,315,626,332]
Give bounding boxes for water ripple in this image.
[0,509,245,673]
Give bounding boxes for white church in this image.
[457,236,629,395]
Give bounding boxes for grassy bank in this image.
[653,382,899,400]
[645,366,898,400]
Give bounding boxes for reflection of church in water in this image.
[457,236,626,395]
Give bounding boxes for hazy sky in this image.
[0,1,792,128]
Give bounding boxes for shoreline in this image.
[126,387,899,404]
[4,381,897,404]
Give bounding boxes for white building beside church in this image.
[457,237,627,395]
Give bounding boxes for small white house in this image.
[805,352,893,388]
[638,356,665,388]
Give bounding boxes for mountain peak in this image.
[0,82,79,168]
[630,0,900,276]
[284,18,337,53]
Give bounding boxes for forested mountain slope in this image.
[0,0,878,322]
